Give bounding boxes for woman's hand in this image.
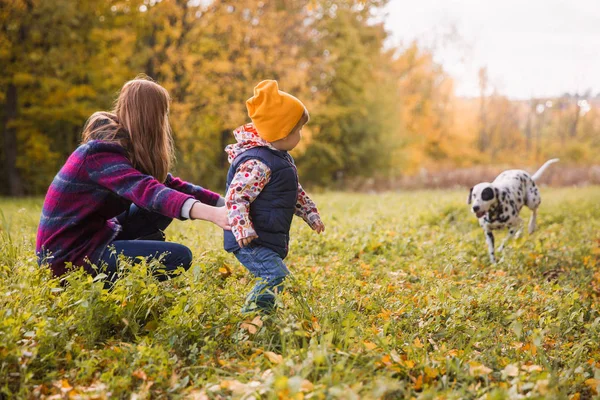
[190,202,231,230]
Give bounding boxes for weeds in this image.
[0,189,599,398]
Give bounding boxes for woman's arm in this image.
[85,149,210,221]
[189,201,230,230]
[165,174,221,206]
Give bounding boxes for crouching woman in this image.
[36,77,230,281]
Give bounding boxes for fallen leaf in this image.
[185,390,209,400]
[220,380,253,394]
[503,364,519,377]
[413,375,423,391]
[133,369,147,381]
[585,378,599,395]
[424,366,438,378]
[59,380,73,392]
[240,316,263,334]
[390,349,402,363]
[469,362,493,376]
[521,364,542,373]
[219,263,232,277]
[301,379,314,392]
[265,351,283,364]
[363,341,377,350]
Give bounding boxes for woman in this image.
[36,77,230,281]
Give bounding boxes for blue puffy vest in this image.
[224,147,298,259]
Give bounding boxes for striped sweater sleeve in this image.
[85,150,194,220]
[165,173,221,206]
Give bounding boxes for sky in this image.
[383,0,600,99]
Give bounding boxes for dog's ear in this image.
[467,187,473,204]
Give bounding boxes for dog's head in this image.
[467,183,497,218]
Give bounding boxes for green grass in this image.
[1,188,599,399]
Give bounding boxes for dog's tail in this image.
[532,158,559,182]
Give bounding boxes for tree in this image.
[297,0,393,185]
[0,0,129,195]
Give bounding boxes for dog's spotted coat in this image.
[468,159,558,263]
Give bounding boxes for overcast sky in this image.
[383,0,600,99]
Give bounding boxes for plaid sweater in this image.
[36,140,220,277]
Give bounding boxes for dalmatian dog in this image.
[468,159,559,263]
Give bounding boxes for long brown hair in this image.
[81,76,174,182]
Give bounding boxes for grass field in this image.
[1,188,599,399]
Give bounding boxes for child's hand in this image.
[238,234,258,248]
[312,218,325,234]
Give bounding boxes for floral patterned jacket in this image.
[224,123,321,242]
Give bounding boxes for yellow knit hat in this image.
[246,80,306,143]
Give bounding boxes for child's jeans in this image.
[99,204,193,282]
[234,245,290,313]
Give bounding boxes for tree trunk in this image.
[477,68,488,153]
[569,102,580,138]
[1,83,24,196]
[525,101,533,153]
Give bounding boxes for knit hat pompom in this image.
[246,80,306,143]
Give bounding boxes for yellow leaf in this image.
[363,341,377,350]
[311,316,321,332]
[220,380,251,394]
[521,364,542,373]
[413,338,424,348]
[218,264,232,278]
[240,316,263,334]
[265,351,283,364]
[133,369,147,380]
[301,379,314,392]
[413,375,423,390]
[447,349,459,357]
[424,366,438,378]
[585,379,599,395]
[469,362,492,376]
[60,380,73,392]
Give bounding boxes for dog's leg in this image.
[485,229,496,263]
[498,228,517,252]
[514,216,524,238]
[528,209,537,234]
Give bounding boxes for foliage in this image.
[2,1,599,195]
[1,188,599,398]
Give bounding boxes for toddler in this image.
[224,80,324,313]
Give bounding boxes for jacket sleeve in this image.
[225,159,271,241]
[294,182,321,228]
[85,150,194,220]
[164,173,221,206]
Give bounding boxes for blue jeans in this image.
[99,204,192,282]
[234,245,290,312]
